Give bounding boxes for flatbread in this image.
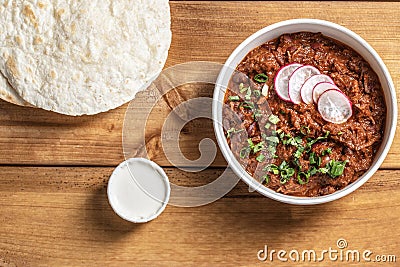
[0,0,171,115]
[0,73,30,106]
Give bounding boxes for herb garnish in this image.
[254,73,269,83]
[240,101,255,110]
[263,161,295,184]
[305,131,330,152]
[317,156,322,167]
[268,114,280,124]
[226,128,244,138]
[256,154,266,163]
[239,147,250,159]
[309,152,316,165]
[228,95,240,101]
[263,174,270,184]
[245,87,252,100]
[322,147,332,156]
[247,139,265,153]
[297,171,310,185]
[239,83,247,93]
[253,109,262,120]
[278,161,295,184]
[300,125,310,135]
[260,130,347,185]
[264,136,279,144]
[326,159,348,178]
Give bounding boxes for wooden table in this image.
[1,1,399,266]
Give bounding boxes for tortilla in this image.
[0,73,30,106]
[0,0,171,115]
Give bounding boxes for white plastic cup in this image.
[107,158,171,223]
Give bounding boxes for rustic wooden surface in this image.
[0,1,399,266]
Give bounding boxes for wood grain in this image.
[0,1,400,168]
[0,2,399,265]
[0,1,399,168]
[0,167,399,266]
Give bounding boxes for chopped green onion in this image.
[256,154,265,162]
[240,101,255,110]
[254,73,269,83]
[271,168,280,175]
[305,131,330,152]
[317,156,322,167]
[264,122,271,129]
[268,114,280,124]
[282,134,303,147]
[279,132,286,140]
[267,144,277,156]
[300,125,310,135]
[322,147,332,156]
[263,175,270,184]
[294,147,304,159]
[247,138,265,153]
[318,167,329,174]
[247,138,254,148]
[229,95,240,101]
[239,83,247,93]
[253,109,262,120]
[279,161,288,170]
[226,128,235,138]
[265,136,279,143]
[253,142,265,153]
[226,128,244,138]
[278,161,295,184]
[297,171,310,185]
[309,152,316,165]
[308,166,318,176]
[294,136,302,144]
[281,168,295,178]
[245,87,252,100]
[239,147,250,159]
[327,159,348,178]
[253,90,261,97]
[263,164,279,175]
[337,131,344,136]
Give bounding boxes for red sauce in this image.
[223,32,385,197]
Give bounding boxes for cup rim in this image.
[107,157,171,222]
[212,19,397,205]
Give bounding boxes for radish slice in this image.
[274,63,303,102]
[318,89,352,124]
[300,74,334,104]
[288,65,320,104]
[313,82,339,104]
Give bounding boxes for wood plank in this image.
[0,166,398,266]
[0,1,399,168]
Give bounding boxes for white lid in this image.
[107,158,170,223]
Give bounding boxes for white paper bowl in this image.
[213,19,397,205]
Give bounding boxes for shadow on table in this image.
[207,181,334,245]
[83,186,143,241]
